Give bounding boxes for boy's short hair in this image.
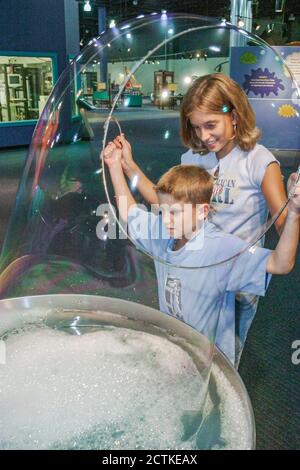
[180,73,261,152]
[155,165,213,205]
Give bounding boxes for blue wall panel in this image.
[0,0,79,147]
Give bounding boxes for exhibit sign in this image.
[230,46,300,151]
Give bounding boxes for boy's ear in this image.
[231,109,238,126]
[197,203,209,220]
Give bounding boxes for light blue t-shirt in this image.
[128,206,272,364]
[181,144,279,245]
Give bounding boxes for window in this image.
[0,55,55,123]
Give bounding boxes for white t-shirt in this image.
[181,144,279,245]
[128,206,271,364]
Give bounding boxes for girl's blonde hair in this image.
[155,165,213,205]
[180,73,261,152]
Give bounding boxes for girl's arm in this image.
[266,177,300,274]
[114,134,159,205]
[261,162,288,234]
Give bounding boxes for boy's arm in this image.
[267,177,300,274]
[103,143,136,222]
[115,134,159,205]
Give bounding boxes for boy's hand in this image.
[287,172,300,215]
[102,142,122,168]
[113,134,135,175]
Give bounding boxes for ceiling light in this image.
[84,0,91,12]
[161,10,167,20]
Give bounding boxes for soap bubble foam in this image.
[0,322,251,449]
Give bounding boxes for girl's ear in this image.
[231,109,238,126]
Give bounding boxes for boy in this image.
[102,141,300,365]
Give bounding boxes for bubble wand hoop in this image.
[288,165,300,199]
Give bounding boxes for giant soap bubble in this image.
[0,14,299,277]
[0,13,299,449]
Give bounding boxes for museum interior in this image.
[0,0,299,451]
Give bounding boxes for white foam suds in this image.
[0,324,252,449]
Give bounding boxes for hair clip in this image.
[221,105,230,113]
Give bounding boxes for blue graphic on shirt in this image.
[212,178,236,205]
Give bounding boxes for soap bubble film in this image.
[0,14,298,281]
[0,13,298,449]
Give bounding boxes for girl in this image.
[113,73,288,366]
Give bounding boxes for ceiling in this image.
[77,0,300,46]
[78,0,229,43]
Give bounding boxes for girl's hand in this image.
[287,172,300,214]
[102,142,122,168]
[113,134,135,174]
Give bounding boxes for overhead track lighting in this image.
[84,0,91,12]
